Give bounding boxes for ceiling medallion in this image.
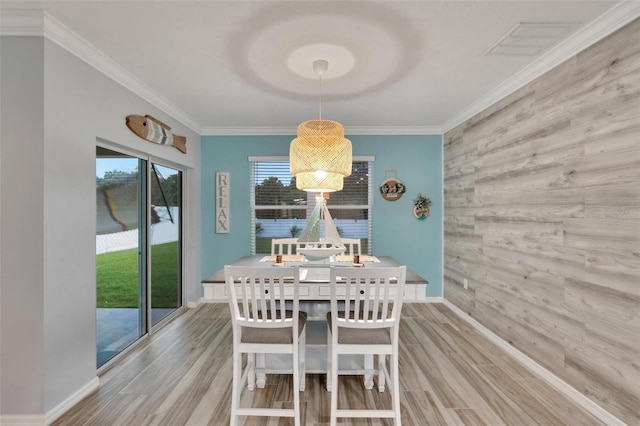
[287,44,355,80]
[229,3,421,99]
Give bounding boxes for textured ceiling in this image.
[0,1,626,134]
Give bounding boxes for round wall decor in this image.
[412,193,431,220]
[379,169,406,201]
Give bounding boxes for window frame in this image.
[249,155,374,255]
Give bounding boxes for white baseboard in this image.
[45,377,99,425]
[186,300,201,308]
[442,299,625,426]
[0,415,45,425]
[0,377,98,426]
[422,296,443,303]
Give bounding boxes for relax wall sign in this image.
[216,172,229,233]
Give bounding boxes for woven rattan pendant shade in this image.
[290,119,352,192]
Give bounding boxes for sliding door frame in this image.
[96,141,187,372]
[147,159,185,332]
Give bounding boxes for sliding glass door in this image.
[96,147,183,368]
[96,147,146,367]
[149,164,182,327]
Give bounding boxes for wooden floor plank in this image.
[53,303,605,426]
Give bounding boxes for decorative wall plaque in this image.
[216,172,229,233]
[413,193,431,220]
[379,169,406,202]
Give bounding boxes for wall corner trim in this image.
[45,377,99,425]
[442,299,627,426]
[0,9,45,36]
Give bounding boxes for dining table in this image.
[201,254,428,302]
[201,254,428,386]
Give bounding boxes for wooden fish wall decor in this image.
[125,115,187,154]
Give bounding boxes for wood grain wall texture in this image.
[443,18,640,424]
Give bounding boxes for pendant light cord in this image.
[318,73,323,121]
[312,59,328,124]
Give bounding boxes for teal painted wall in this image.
[201,134,443,297]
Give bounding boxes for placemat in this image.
[260,255,305,263]
[335,255,380,263]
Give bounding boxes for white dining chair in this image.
[225,265,306,426]
[326,265,407,426]
[271,237,298,255]
[340,238,361,256]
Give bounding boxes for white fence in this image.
[96,207,179,254]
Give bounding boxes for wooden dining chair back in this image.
[225,265,306,426]
[270,237,298,255]
[326,265,406,426]
[340,238,361,256]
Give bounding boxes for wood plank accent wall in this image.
[443,18,640,424]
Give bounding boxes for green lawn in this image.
[96,242,179,308]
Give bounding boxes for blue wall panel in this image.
[201,134,442,297]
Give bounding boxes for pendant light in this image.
[290,60,352,192]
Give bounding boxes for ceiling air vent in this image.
[486,22,581,56]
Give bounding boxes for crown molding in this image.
[346,126,442,136]
[201,125,442,136]
[1,9,202,134]
[201,126,296,136]
[5,3,635,139]
[2,10,441,138]
[0,9,45,35]
[441,0,640,134]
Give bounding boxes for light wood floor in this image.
[54,303,605,425]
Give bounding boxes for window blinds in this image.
[250,159,373,254]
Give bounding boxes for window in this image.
[250,156,373,254]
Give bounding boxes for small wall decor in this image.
[125,114,187,154]
[379,169,406,201]
[216,172,229,233]
[412,193,431,220]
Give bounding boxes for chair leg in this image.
[326,323,332,392]
[364,354,374,390]
[255,353,266,388]
[230,349,241,425]
[378,354,386,392]
[392,352,401,425]
[330,335,339,426]
[247,352,255,391]
[299,325,306,392]
[293,340,301,426]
